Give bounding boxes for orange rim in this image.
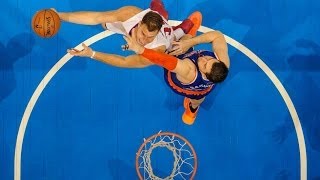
[135,132,198,180]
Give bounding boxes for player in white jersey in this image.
[104,8,176,50]
[55,0,200,68]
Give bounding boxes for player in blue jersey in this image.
[124,27,230,125]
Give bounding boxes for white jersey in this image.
[105,8,174,49]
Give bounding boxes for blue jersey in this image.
[164,50,216,100]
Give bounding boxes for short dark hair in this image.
[141,11,163,32]
[205,61,229,83]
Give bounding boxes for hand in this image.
[67,43,94,58]
[168,40,192,56]
[50,8,58,13]
[122,28,144,54]
[50,8,61,19]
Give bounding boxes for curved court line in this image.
[14,30,115,180]
[14,21,306,180]
[208,30,307,180]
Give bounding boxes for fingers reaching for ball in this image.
[67,43,94,58]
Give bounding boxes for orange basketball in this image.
[32,9,61,38]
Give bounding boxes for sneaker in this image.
[150,0,168,20]
[187,11,202,37]
[182,97,199,125]
[172,19,194,34]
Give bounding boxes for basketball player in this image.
[54,0,201,68]
[70,12,230,125]
[123,28,230,125]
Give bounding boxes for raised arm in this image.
[55,6,142,25]
[170,31,230,68]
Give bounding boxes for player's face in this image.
[198,56,219,74]
[135,23,159,46]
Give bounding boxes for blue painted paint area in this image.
[1,0,319,179]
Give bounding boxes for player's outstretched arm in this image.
[67,43,164,68]
[169,31,230,68]
[53,6,142,25]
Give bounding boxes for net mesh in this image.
[136,132,197,180]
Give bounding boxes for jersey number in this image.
[164,27,172,37]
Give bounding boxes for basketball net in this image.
[136,132,197,180]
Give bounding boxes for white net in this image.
[136,132,197,180]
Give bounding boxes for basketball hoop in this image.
[136,132,197,180]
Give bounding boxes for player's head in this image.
[198,52,229,83]
[136,11,163,46]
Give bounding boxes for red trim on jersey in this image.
[166,71,213,95]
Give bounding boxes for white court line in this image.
[14,21,306,180]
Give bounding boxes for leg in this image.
[150,0,168,20]
[172,11,202,40]
[187,11,202,37]
[182,97,205,125]
[189,97,205,109]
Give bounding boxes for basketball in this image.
[31,9,61,38]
